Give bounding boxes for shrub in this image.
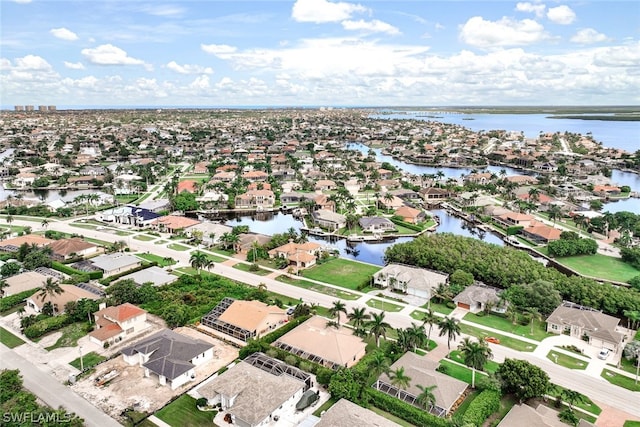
[558,409,579,426]
[196,397,208,408]
[506,226,523,235]
[462,389,501,426]
[23,314,74,339]
[0,289,38,312]
[365,389,450,427]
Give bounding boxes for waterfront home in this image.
[311,209,346,231]
[394,205,426,224]
[372,264,448,299]
[419,187,451,204]
[313,194,336,212]
[268,241,323,269]
[234,233,272,254]
[495,211,534,228]
[234,189,275,209]
[151,215,201,234]
[358,217,396,233]
[184,222,232,246]
[521,221,562,243]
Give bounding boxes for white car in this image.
[598,349,610,360]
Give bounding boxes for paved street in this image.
[0,343,122,427]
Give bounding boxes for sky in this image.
[1,0,639,107]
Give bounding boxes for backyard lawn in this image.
[459,324,537,352]
[301,258,380,291]
[0,327,25,348]
[155,395,215,427]
[545,252,639,283]
[463,312,551,342]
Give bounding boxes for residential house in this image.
[546,302,625,352]
[89,253,142,277]
[197,353,310,427]
[311,209,346,231]
[372,264,448,299]
[314,180,337,191]
[498,404,593,427]
[242,170,269,182]
[193,162,209,174]
[234,189,275,209]
[495,211,534,228]
[89,303,149,346]
[521,221,562,243]
[394,206,426,224]
[96,206,160,227]
[26,284,100,315]
[453,284,503,313]
[593,185,621,197]
[118,266,177,287]
[47,238,99,261]
[184,222,233,246]
[151,215,201,234]
[268,241,323,269]
[3,271,49,297]
[235,233,272,254]
[177,180,198,194]
[313,194,335,212]
[378,195,404,210]
[13,172,36,188]
[373,352,468,417]
[0,235,54,253]
[358,217,396,233]
[273,316,366,369]
[419,187,451,204]
[201,298,289,342]
[465,172,493,185]
[121,329,214,390]
[314,399,398,427]
[137,199,171,213]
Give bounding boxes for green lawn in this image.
[233,263,271,276]
[0,327,25,348]
[369,406,415,427]
[601,369,640,392]
[547,252,639,283]
[136,253,177,266]
[69,352,106,370]
[134,234,156,241]
[44,322,90,351]
[301,258,380,291]
[70,223,97,230]
[610,357,640,376]
[454,389,480,418]
[624,421,640,427]
[167,243,190,251]
[313,398,337,417]
[464,312,551,342]
[548,385,601,416]
[421,300,454,315]
[546,350,587,370]
[365,299,403,312]
[275,275,360,300]
[459,324,537,352]
[448,350,500,373]
[437,359,478,384]
[155,395,216,427]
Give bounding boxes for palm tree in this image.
[528,187,541,204]
[366,311,391,347]
[547,204,562,226]
[329,300,347,327]
[38,278,63,312]
[388,366,412,390]
[348,307,370,335]
[0,279,8,297]
[561,389,585,411]
[438,317,461,351]
[416,384,437,410]
[369,350,390,377]
[6,214,14,227]
[525,307,542,335]
[407,322,427,352]
[458,337,493,388]
[421,309,439,348]
[41,219,50,230]
[189,251,211,276]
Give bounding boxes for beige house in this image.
[27,284,101,315]
[315,399,398,427]
[273,316,366,369]
[453,284,503,314]
[372,264,448,300]
[498,403,594,427]
[268,241,323,269]
[201,298,288,342]
[235,189,275,209]
[3,271,49,297]
[374,352,468,417]
[89,303,149,346]
[48,238,99,260]
[546,302,625,352]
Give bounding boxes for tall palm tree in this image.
[547,204,562,226]
[528,187,541,204]
[189,251,211,276]
[421,309,439,348]
[41,219,50,230]
[38,278,63,313]
[347,307,370,335]
[366,311,391,347]
[438,317,461,351]
[457,337,493,388]
[416,384,437,410]
[561,389,585,411]
[388,367,411,390]
[6,214,14,227]
[329,300,347,327]
[407,322,427,352]
[525,307,542,335]
[369,350,390,378]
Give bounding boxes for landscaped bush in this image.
[364,388,450,427]
[506,225,524,235]
[547,237,598,257]
[52,261,103,279]
[0,288,38,312]
[23,314,74,339]
[462,389,501,426]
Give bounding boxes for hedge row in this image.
[0,288,38,312]
[99,262,153,285]
[364,388,451,427]
[389,217,424,232]
[462,389,501,426]
[23,314,74,339]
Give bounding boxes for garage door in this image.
[458,303,470,310]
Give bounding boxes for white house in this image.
[89,303,149,346]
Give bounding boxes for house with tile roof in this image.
[521,221,562,243]
[151,215,201,234]
[121,329,214,389]
[48,238,99,260]
[89,303,149,346]
[454,284,504,314]
[314,399,399,427]
[3,271,49,297]
[26,284,101,315]
[394,205,426,224]
[498,403,594,427]
[268,242,323,270]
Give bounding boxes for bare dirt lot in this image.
[71,327,239,421]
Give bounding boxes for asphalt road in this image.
[0,343,122,427]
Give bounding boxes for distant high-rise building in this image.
[47,105,56,111]
[25,105,34,111]
[14,106,24,111]
[38,105,47,111]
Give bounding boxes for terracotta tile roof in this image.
[94,303,146,323]
[218,300,287,332]
[47,238,97,256]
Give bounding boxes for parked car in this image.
[598,349,610,360]
[484,336,501,344]
[286,306,296,316]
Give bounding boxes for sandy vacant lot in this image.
[71,327,239,420]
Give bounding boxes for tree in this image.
[547,204,562,225]
[1,261,21,278]
[348,307,370,336]
[497,358,550,403]
[6,214,14,226]
[368,350,390,377]
[524,307,542,335]
[458,337,493,388]
[421,309,439,348]
[506,280,561,316]
[416,384,437,410]
[328,368,362,401]
[189,251,212,276]
[38,278,63,312]
[41,219,50,229]
[329,300,347,327]
[366,311,391,347]
[438,316,461,351]
[561,389,585,411]
[388,366,412,390]
[0,279,8,297]
[407,322,427,352]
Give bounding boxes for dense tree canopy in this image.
[506,280,562,316]
[497,359,550,403]
[384,233,640,316]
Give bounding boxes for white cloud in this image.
[341,19,400,35]
[291,0,368,23]
[15,55,53,71]
[166,61,213,75]
[11,0,32,3]
[201,44,238,56]
[547,5,576,25]
[516,2,546,18]
[81,44,145,66]
[50,27,78,41]
[570,28,610,44]
[140,4,185,17]
[64,61,85,70]
[189,75,211,90]
[459,16,549,48]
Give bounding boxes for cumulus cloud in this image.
[342,19,400,35]
[291,0,367,23]
[516,2,546,18]
[570,28,610,44]
[64,61,85,70]
[547,5,576,25]
[14,55,53,71]
[201,44,238,56]
[459,16,549,48]
[166,61,213,74]
[50,27,78,41]
[81,44,145,66]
